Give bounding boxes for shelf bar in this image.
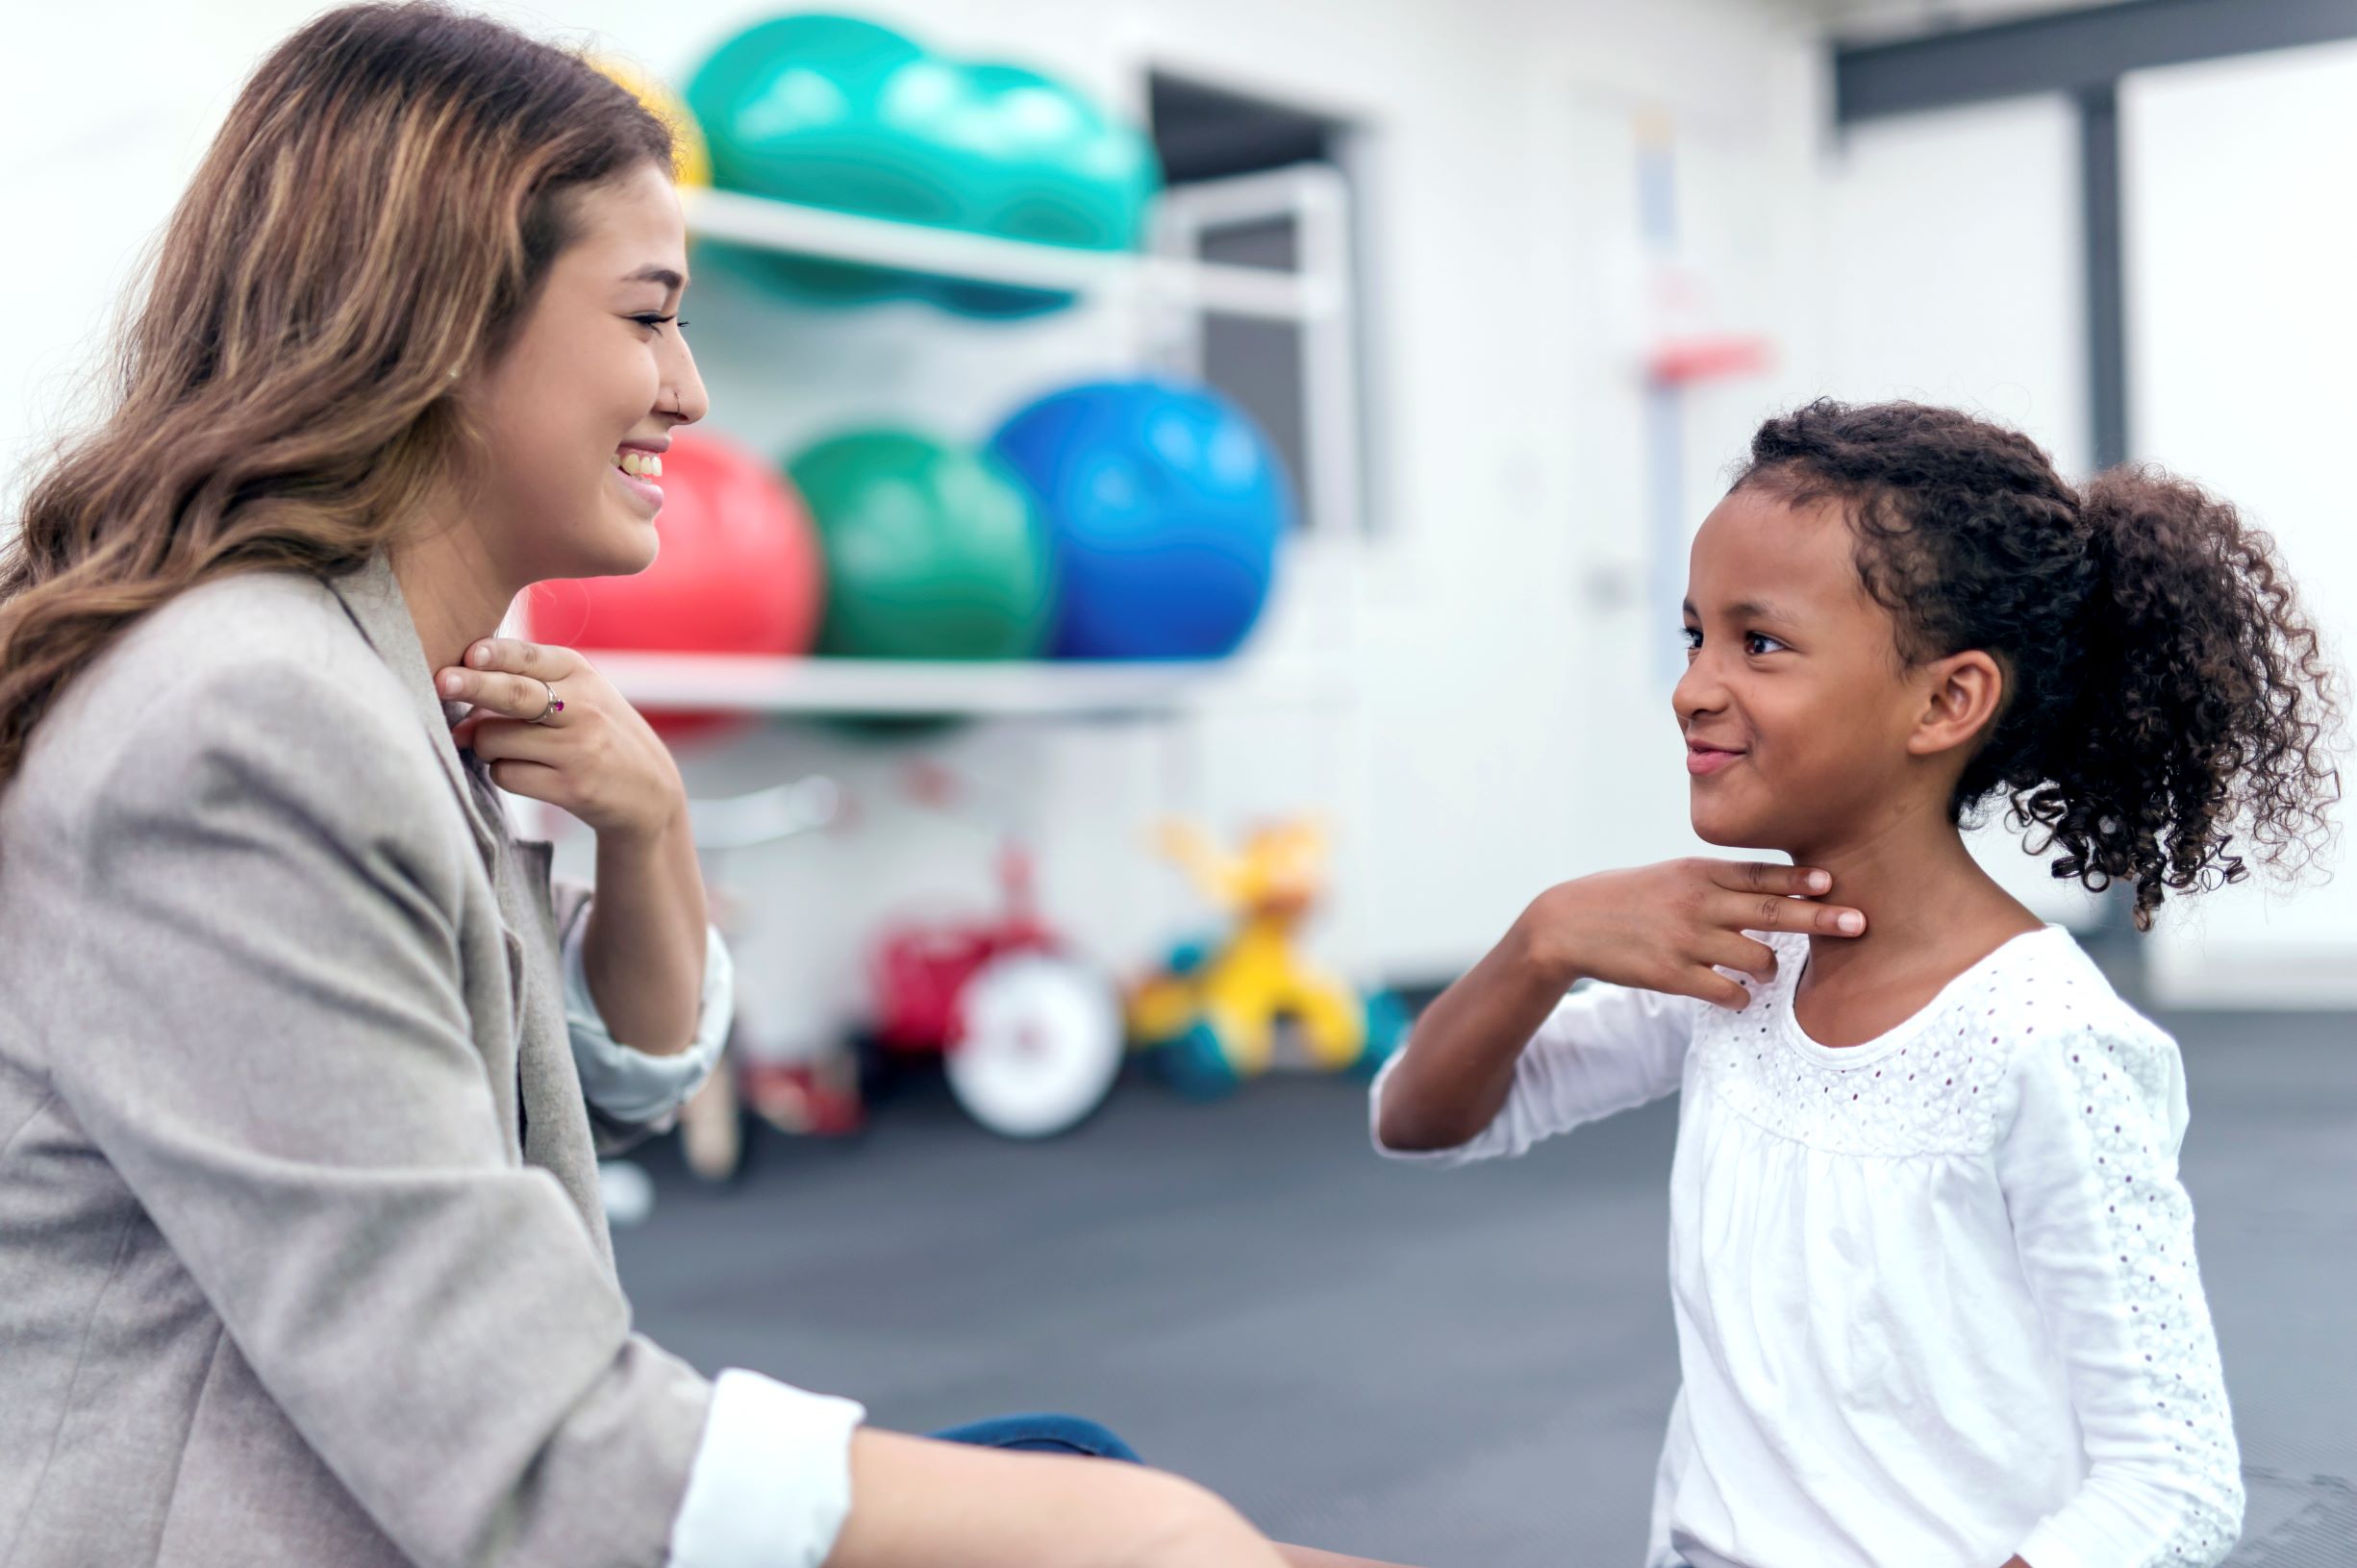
[682,187,1339,322]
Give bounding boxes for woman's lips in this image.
[1686,744,1744,777]
[609,463,664,512]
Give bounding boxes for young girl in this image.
[1373,400,2343,1568]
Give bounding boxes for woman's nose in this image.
[662,336,710,426]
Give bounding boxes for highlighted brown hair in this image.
[0,2,671,791]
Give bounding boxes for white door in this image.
[1817,95,2102,928]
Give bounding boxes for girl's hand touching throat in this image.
[1517,858,1868,1009]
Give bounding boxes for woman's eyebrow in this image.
[621,264,685,291]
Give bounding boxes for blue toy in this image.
[986,379,1290,660]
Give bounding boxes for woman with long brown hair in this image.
[0,8,1399,1566]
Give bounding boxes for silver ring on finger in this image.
[530,678,564,725]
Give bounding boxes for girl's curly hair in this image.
[1736,399,2344,930]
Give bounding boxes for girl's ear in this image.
[1905,649,2006,759]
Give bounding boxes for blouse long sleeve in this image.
[1999,1019,2244,1568]
[1371,982,1701,1165]
[553,880,733,1141]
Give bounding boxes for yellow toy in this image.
[1129,818,1407,1095]
[591,57,713,187]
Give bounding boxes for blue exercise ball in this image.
[986,380,1290,660]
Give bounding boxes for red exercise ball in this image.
[525,430,823,744]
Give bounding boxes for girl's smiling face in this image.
[1674,485,2001,857]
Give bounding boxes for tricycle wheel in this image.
[944,953,1124,1139]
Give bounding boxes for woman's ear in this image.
[1906,649,2006,759]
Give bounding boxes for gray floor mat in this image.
[614,1008,2355,1566]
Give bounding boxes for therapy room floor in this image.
[614,1009,2357,1568]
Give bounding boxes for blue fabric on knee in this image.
[931,1412,1142,1462]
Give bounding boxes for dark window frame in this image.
[1835,0,2357,469]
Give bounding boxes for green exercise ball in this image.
[789,431,1057,660]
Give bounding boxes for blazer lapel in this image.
[326,551,502,878]
[325,551,523,1157]
[327,550,616,1267]
[505,835,614,1266]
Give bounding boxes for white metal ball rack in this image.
[576,172,1365,722]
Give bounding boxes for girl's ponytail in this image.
[1738,400,2343,930]
[2030,468,2343,927]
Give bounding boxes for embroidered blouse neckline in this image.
[1774,923,2069,1068]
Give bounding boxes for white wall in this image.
[1534,41,1834,903]
[1796,93,2105,926]
[1815,97,2090,474]
[2121,41,2357,1008]
[3,0,1830,1058]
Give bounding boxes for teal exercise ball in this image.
[690,15,944,223]
[685,13,1161,317]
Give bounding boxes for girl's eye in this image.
[629,313,683,333]
[1680,627,1702,657]
[1743,632,1789,656]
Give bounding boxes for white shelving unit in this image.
[651,169,1366,723]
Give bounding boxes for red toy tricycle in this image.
[864,769,1124,1139]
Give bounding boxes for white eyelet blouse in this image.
[1373,925,2244,1568]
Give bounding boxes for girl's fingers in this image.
[1805,902,1868,936]
[1712,888,1867,937]
[1674,967,1755,1011]
[1705,859,1833,899]
[1695,860,1867,934]
[1698,931,1780,983]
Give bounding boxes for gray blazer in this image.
[0,553,715,1567]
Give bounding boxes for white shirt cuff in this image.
[2012,1519,2101,1568]
[562,907,734,1127]
[666,1369,866,1568]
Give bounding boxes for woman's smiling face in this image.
[1672,485,1936,856]
[464,158,708,585]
